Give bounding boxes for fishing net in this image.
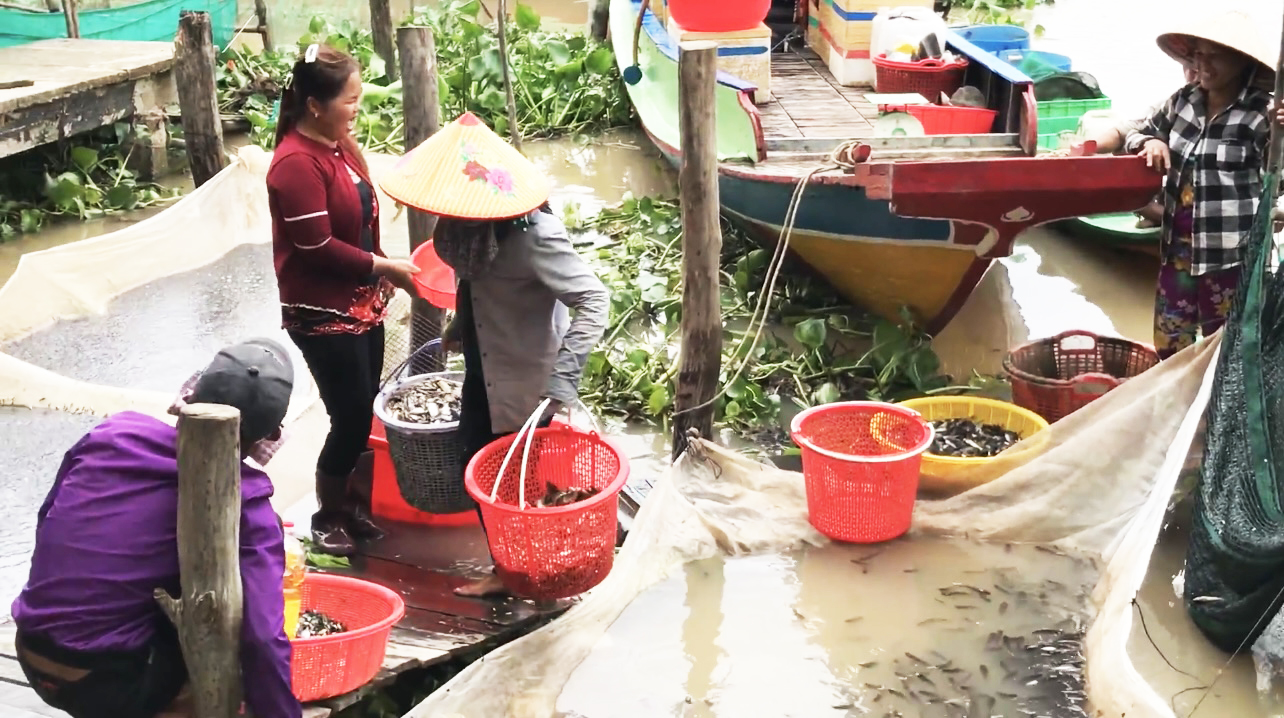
[405,333,1220,718]
[1033,71,1105,101]
[1185,169,1284,657]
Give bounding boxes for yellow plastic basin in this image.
[897,396,1050,495]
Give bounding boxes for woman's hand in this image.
[1140,139,1170,174]
[373,256,421,297]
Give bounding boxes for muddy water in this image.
[1128,500,1279,717]
[558,538,1098,718]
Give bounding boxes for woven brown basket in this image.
[1002,330,1159,423]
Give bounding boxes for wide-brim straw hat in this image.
[379,112,550,221]
[1156,9,1278,84]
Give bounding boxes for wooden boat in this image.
[0,0,235,49]
[610,0,1161,333]
[1059,213,1161,256]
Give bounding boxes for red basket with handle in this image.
[464,402,630,600]
[789,401,934,544]
[290,573,405,702]
[873,54,969,100]
[1002,330,1159,423]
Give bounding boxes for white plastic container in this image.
[871,6,949,62]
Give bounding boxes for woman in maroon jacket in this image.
[266,44,420,556]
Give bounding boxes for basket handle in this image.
[1070,372,1121,396]
[379,338,443,393]
[1051,330,1102,355]
[490,398,552,509]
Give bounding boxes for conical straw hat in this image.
[379,112,550,221]
[1156,9,1278,84]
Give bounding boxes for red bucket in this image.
[409,240,456,310]
[789,402,933,543]
[464,424,630,600]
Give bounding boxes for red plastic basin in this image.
[669,0,770,33]
[409,240,456,310]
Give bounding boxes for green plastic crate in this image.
[1037,97,1113,123]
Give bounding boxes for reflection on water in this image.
[558,538,1099,718]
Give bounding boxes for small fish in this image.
[999,601,1009,615]
[1192,595,1224,604]
[917,617,946,626]
[905,652,929,666]
[979,664,989,679]
[859,661,878,669]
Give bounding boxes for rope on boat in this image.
[674,139,868,418]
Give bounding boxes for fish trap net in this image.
[374,367,472,515]
[1189,169,1284,658]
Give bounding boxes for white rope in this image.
[673,140,867,418]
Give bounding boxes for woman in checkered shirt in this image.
[1122,12,1277,360]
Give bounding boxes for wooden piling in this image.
[369,0,398,81]
[398,26,445,371]
[496,0,521,149]
[671,41,722,460]
[62,0,79,38]
[154,403,244,718]
[589,0,610,41]
[175,11,227,188]
[253,0,273,50]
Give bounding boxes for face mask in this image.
[168,371,288,466]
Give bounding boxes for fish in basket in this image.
[464,400,631,600]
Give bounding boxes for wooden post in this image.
[369,0,398,81]
[175,11,227,188]
[62,0,79,38]
[398,26,445,373]
[589,0,609,41]
[253,0,273,50]
[671,41,722,461]
[496,0,521,149]
[154,403,244,718]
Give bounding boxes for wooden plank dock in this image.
[0,38,176,159]
[0,518,566,718]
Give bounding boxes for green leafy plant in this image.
[568,196,973,436]
[218,1,632,153]
[0,128,180,239]
[951,0,1049,35]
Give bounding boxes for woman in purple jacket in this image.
[11,339,302,718]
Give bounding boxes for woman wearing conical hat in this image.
[1123,10,1282,360]
[382,112,610,598]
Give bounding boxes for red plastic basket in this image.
[898,104,997,135]
[464,424,630,600]
[290,573,405,702]
[1002,330,1159,423]
[789,402,933,543]
[873,54,969,101]
[409,240,457,310]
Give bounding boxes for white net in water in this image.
[405,334,1221,718]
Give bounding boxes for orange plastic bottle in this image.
[281,522,305,639]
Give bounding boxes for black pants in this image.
[290,325,385,489]
[16,619,187,718]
